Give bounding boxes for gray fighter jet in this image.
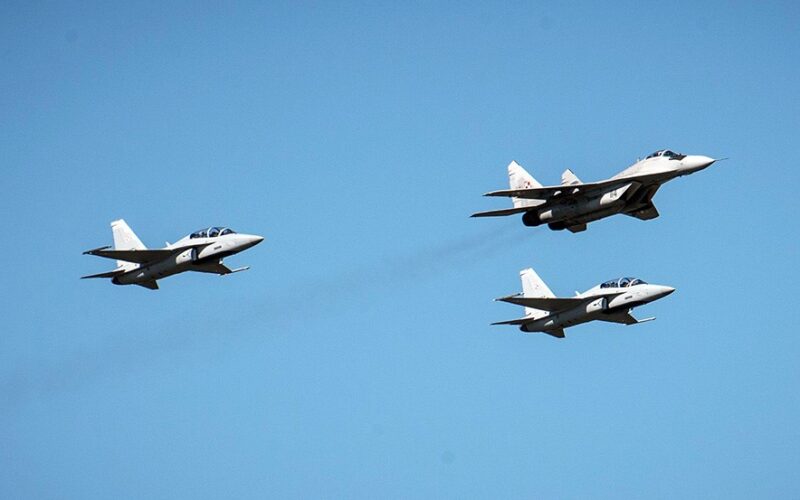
[493,268,675,338]
[82,219,264,290]
[472,150,717,232]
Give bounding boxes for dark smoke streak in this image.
[1,225,531,410]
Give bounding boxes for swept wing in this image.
[191,262,250,275]
[597,312,656,325]
[495,294,588,311]
[83,242,209,264]
[483,172,669,200]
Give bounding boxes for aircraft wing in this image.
[495,295,587,311]
[191,262,250,275]
[83,243,208,264]
[191,262,234,275]
[483,179,619,200]
[483,172,670,200]
[598,312,656,325]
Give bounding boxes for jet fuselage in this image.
[522,153,715,230]
[474,149,717,232]
[520,283,675,333]
[112,233,263,286]
[83,221,264,290]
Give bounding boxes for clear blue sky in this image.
[2,1,799,498]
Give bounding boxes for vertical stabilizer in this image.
[508,161,541,209]
[520,268,555,319]
[110,219,145,270]
[561,168,581,186]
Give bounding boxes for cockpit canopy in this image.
[600,277,648,288]
[645,150,685,160]
[190,227,236,239]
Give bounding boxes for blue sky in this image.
[2,1,799,498]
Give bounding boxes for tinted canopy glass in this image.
[645,150,685,160]
[190,227,236,239]
[600,277,648,288]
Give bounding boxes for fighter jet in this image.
[493,268,675,338]
[472,150,717,232]
[82,219,264,290]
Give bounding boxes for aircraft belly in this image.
[114,258,192,285]
[522,313,596,332]
[521,298,607,332]
[537,190,631,225]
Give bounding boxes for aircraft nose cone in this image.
[682,155,716,172]
[239,234,264,249]
[653,285,675,299]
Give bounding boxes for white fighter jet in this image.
[493,268,675,338]
[472,149,717,232]
[82,219,264,290]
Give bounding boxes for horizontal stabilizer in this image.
[491,316,534,326]
[496,294,586,311]
[470,206,532,218]
[83,245,111,255]
[81,268,126,279]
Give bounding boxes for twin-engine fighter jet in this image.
[82,219,264,290]
[472,150,717,232]
[493,268,675,338]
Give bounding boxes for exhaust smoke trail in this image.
[1,224,532,409]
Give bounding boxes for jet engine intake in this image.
[193,243,226,263]
[586,297,607,314]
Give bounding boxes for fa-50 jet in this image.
[82,219,264,290]
[493,268,675,338]
[472,150,717,232]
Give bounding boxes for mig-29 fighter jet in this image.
[82,219,264,290]
[472,150,717,232]
[493,268,675,338]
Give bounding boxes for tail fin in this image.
[508,161,541,209]
[561,168,581,186]
[110,219,145,271]
[520,268,555,319]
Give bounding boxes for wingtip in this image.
[82,245,111,255]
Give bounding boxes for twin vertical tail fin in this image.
[508,161,541,209]
[561,168,582,186]
[520,268,555,319]
[111,219,145,271]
